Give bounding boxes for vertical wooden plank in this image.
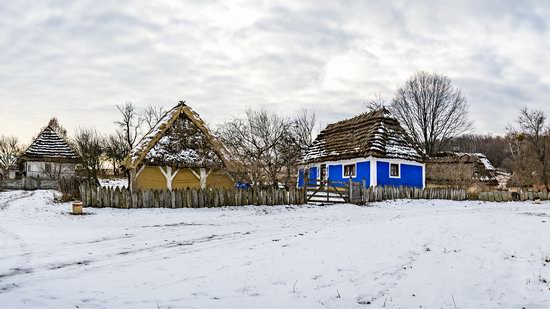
[165,190,172,208]
[191,189,198,208]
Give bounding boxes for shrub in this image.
[57,176,82,202]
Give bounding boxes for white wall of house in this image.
[25,161,77,179]
[8,170,17,179]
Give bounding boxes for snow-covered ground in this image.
[1,190,550,308]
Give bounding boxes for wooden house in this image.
[298,108,425,188]
[122,101,234,191]
[426,152,498,189]
[17,125,79,179]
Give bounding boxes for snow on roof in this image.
[122,102,228,169]
[427,152,498,185]
[19,126,78,162]
[301,108,424,164]
[430,152,495,171]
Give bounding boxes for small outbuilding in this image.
[122,101,234,191]
[298,108,426,188]
[426,152,498,188]
[17,125,79,179]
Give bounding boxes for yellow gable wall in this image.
[136,166,167,190]
[172,168,201,189]
[136,166,234,190]
[206,171,234,189]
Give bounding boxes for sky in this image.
[1,0,550,143]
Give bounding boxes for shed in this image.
[122,101,234,191]
[426,152,498,188]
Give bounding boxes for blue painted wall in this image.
[376,161,423,188]
[308,166,318,185]
[298,168,304,187]
[327,161,370,187]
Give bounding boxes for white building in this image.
[17,125,79,179]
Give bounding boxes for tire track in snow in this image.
[0,192,36,293]
[0,191,35,210]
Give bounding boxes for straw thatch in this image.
[122,101,229,170]
[301,108,424,164]
[18,126,79,163]
[426,152,498,186]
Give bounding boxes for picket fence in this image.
[478,189,550,202]
[79,182,550,209]
[79,183,306,208]
[361,186,468,202]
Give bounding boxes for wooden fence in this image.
[79,183,306,208]
[79,183,550,208]
[362,186,468,202]
[478,190,548,202]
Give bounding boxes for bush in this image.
[57,176,82,202]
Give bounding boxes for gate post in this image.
[348,178,352,203]
[303,169,309,202]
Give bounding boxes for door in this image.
[320,164,327,181]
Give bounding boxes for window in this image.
[390,163,400,177]
[343,164,356,178]
[45,163,52,173]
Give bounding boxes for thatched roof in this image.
[18,126,79,163]
[428,152,495,170]
[301,108,424,164]
[427,152,498,185]
[122,101,229,170]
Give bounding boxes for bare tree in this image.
[73,127,105,183]
[0,135,22,173]
[279,109,316,186]
[104,132,128,176]
[115,102,143,152]
[218,108,291,186]
[364,93,387,112]
[507,108,550,189]
[142,104,165,132]
[39,161,67,180]
[390,71,471,156]
[47,117,68,138]
[218,108,316,187]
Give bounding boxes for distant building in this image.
[17,125,79,178]
[426,152,498,189]
[122,101,234,191]
[298,108,426,189]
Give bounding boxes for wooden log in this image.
[152,190,158,208]
[189,189,197,208]
[113,187,120,208]
[165,190,171,208]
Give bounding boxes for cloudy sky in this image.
[1,0,549,142]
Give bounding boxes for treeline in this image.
[0,102,317,189]
[444,134,510,169]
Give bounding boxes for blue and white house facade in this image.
[298,109,425,189]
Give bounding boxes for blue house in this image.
[298,108,425,189]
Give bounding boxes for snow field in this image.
[0,190,549,308]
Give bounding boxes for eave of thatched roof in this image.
[428,152,495,171]
[301,108,425,164]
[122,101,229,170]
[18,126,79,163]
[426,152,498,185]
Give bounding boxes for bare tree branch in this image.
[389,72,472,156]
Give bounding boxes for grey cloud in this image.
[1,0,550,142]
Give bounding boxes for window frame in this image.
[44,162,52,173]
[342,163,357,178]
[389,163,400,178]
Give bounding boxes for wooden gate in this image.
[305,180,364,204]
